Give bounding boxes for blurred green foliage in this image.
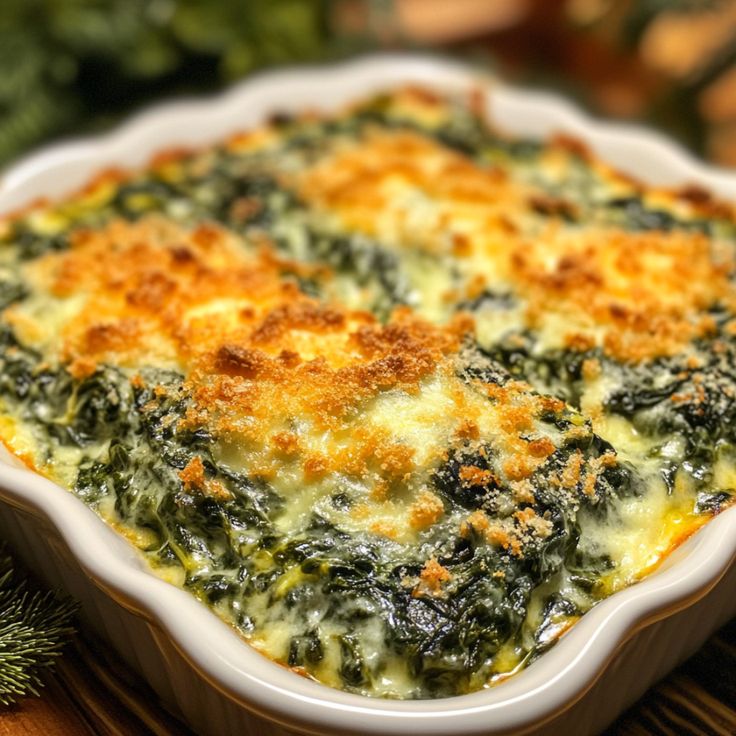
[0,0,332,165]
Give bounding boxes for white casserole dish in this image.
[0,54,734,736]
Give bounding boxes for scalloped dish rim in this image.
[0,53,734,736]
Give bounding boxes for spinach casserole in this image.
[0,88,734,699]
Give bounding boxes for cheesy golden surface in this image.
[0,87,734,698]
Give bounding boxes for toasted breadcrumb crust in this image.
[4,86,729,543]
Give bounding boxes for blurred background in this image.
[2,0,736,167]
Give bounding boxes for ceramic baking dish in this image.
[0,54,734,736]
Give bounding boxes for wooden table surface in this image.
[0,619,733,736]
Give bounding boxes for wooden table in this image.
[0,619,734,736]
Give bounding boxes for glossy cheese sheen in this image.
[0,87,733,699]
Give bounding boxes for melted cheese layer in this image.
[0,86,733,699]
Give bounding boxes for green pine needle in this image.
[0,543,76,706]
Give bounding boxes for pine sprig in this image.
[0,543,76,705]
